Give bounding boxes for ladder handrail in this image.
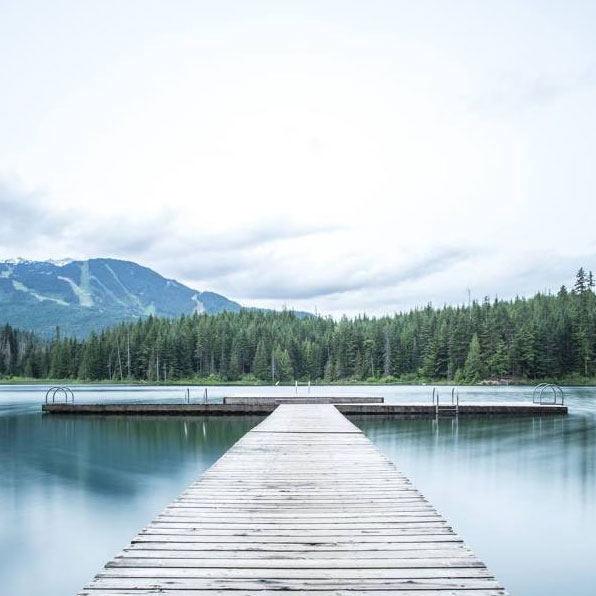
[451,386,459,406]
[434,387,460,417]
[532,383,550,403]
[533,383,564,405]
[45,386,74,404]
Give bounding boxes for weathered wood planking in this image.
[79,404,508,596]
[43,401,567,416]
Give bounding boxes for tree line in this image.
[2,269,596,384]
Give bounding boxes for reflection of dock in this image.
[78,404,509,595]
[43,398,567,416]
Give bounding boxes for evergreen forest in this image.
[2,269,596,384]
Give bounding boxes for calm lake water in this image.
[1,384,595,595]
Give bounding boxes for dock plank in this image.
[80,404,507,595]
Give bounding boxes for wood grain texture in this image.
[79,404,508,595]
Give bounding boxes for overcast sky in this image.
[1,1,595,316]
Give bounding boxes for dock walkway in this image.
[80,404,507,595]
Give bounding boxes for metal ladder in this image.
[45,386,75,404]
[184,387,209,404]
[432,387,459,417]
[532,383,564,405]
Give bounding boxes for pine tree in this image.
[574,268,587,295]
[252,341,270,380]
[382,326,392,377]
[463,333,484,382]
[488,339,509,377]
[510,324,536,378]
[275,347,294,381]
[323,359,336,382]
[228,346,242,381]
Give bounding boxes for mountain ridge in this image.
[0,257,242,336]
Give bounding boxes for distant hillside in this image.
[0,258,241,336]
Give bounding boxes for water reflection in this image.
[0,411,261,596]
[352,413,596,596]
[354,413,596,501]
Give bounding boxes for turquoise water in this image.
[1,385,594,595]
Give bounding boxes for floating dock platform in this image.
[43,400,567,416]
[78,404,509,595]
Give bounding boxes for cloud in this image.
[216,247,473,300]
[469,63,596,114]
[65,207,340,265]
[2,2,596,318]
[89,216,340,287]
[183,219,342,253]
[0,181,72,246]
[107,219,345,283]
[152,250,249,281]
[1,176,591,319]
[0,183,172,261]
[0,179,358,299]
[92,222,166,255]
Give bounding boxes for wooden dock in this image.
[79,404,508,595]
[43,401,567,416]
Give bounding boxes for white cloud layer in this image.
[1,1,596,316]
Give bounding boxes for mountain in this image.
[0,258,242,337]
